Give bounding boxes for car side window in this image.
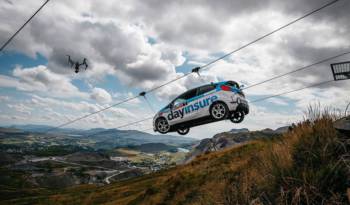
[173,98,186,106]
[182,89,197,100]
[197,85,216,96]
[173,89,197,106]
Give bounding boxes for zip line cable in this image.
[139,92,156,113]
[116,117,153,130]
[0,0,51,52]
[143,0,341,96]
[143,96,156,113]
[44,96,139,133]
[250,80,335,103]
[51,49,346,133]
[42,0,340,133]
[243,51,350,90]
[102,79,337,132]
[197,0,340,71]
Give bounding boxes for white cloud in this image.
[1,0,350,138]
[23,95,143,128]
[267,98,289,106]
[0,96,10,102]
[7,103,32,115]
[0,75,19,88]
[90,87,112,103]
[9,65,89,98]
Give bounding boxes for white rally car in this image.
[153,81,249,135]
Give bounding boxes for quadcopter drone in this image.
[67,55,88,73]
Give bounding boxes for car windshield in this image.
[225,81,239,88]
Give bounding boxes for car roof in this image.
[161,81,239,110]
[174,80,239,99]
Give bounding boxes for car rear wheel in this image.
[210,102,228,120]
[156,118,170,134]
[230,111,244,123]
[177,127,190,135]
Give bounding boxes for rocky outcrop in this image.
[185,126,289,162]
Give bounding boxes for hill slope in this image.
[2,116,349,204]
[185,128,283,162]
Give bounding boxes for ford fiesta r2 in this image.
[153,81,249,135]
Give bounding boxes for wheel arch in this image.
[155,116,167,123]
[209,100,229,112]
[155,116,170,132]
[209,100,230,120]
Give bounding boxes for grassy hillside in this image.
[2,113,349,204]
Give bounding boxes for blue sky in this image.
[0,0,349,139]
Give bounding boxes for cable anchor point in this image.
[192,67,201,77]
[139,91,146,97]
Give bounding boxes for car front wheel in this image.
[177,127,190,135]
[210,102,228,120]
[156,118,170,134]
[230,111,245,123]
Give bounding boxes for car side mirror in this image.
[239,84,245,89]
[169,103,174,110]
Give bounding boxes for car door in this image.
[194,84,217,118]
[169,89,197,125]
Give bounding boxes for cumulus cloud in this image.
[23,95,141,128]
[2,0,349,93]
[0,1,186,90]
[1,0,350,138]
[90,87,112,103]
[7,103,32,115]
[9,65,88,98]
[0,96,10,102]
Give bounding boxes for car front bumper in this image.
[237,102,249,114]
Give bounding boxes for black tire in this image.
[156,118,170,134]
[230,111,245,123]
[177,127,190,135]
[210,102,229,120]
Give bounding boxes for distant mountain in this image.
[274,126,290,134]
[85,129,197,149]
[0,127,24,134]
[3,124,198,149]
[9,124,78,133]
[185,126,288,162]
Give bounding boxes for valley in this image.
[0,126,196,192]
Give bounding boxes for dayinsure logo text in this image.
[167,95,218,120]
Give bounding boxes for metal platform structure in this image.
[331,61,350,81]
[334,116,350,135]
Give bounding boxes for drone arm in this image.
[67,55,74,67]
[80,59,88,70]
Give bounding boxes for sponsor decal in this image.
[167,95,218,120]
